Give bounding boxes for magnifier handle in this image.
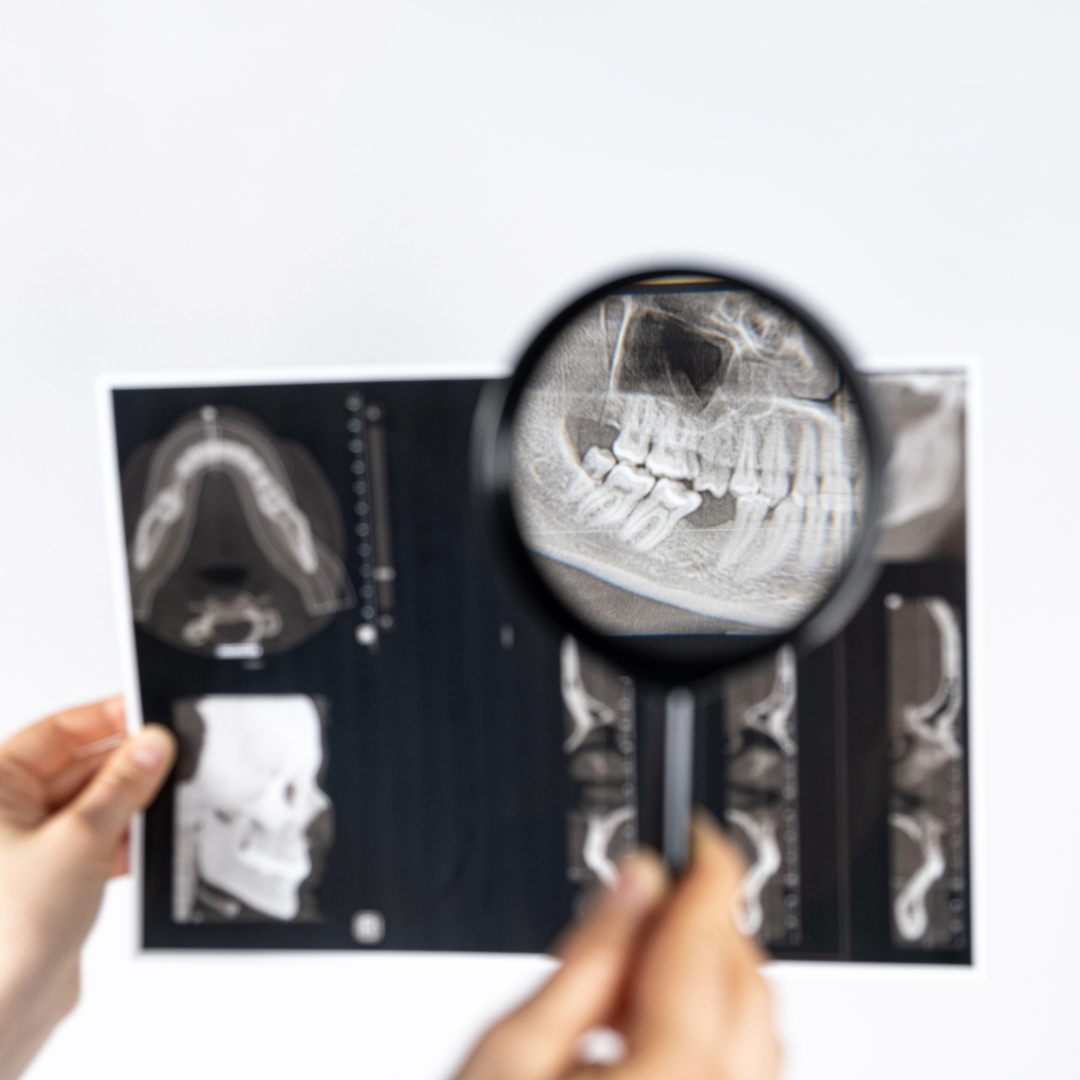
[662,687,695,875]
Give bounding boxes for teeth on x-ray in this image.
[125,405,355,658]
[131,408,352,620]
[889,811,947,942]
[512,289,863,631]
[723,647,801,946]
[172,695,333,924]
[887,596,968,950]
[725,808,783,937]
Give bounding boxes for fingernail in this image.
[130,731,168,770]
[103,697,125,725]
[612,856,663,913]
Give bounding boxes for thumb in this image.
[457,852,668,1080]
[64,725,176,859]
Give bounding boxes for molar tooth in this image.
[644,405,702,481]
[576,462,656,527]
[611,395,654,465]
[729,420,760,497]
[744,423,806,578]
[565,445,618,504]
[582,446,617,481]
[718,419,769,569]
[693,468,731,498]
[759,418,792,506]
[617,478,703,553]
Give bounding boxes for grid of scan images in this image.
[111,364,969,963]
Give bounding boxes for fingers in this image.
[457,853,668,1080]
[64,725,176,861]
[0,698,127,828]
[620,814,779,1075]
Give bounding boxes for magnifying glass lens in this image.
[485,270,882,871]
[506,275,873,670]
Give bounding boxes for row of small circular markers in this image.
[345,392,390,650]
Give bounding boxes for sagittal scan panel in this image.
[724,647,801,948]
[886,597,968,950]
[122,405,355,659]
[511,287,866,635]
[871,372,965,563]
[562,638,638,899]
[173,695,333,924]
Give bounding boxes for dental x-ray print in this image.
[109,364,971,963]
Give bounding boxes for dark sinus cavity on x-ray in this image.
[511,288,865,635]
[121,405,354,660]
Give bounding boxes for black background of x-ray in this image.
[115,380,971,962]
[115,380,577,952]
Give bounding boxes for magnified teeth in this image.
[618,478,703,553]
[582,446,616,481]
[576,462,656,527]
[566,445,618,502]
[643,403,701,481]
[611,396,654,465]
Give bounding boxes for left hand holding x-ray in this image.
[455,814,781,1080]
[0,699,175,1080]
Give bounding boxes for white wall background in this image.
[0,1,1075,1076]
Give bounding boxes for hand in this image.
[0,698,176,1080]
[456,814,781,1080]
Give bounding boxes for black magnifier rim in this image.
[483,265,886,685]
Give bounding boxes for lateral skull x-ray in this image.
[173,695,333,923]
[122,406,354,658]
[511,288,866,634]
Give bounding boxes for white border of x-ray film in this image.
[98,356,984,975]
[96,361,513,956]
[767,354,984,983]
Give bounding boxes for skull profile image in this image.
[121,405,354,658]
[511,286,866,634]
[172,695,333,923]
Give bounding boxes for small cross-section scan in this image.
[511,287,865,634]
[121,405,355,659]
[562,637,638,896]
[886,596,968,950]
[723,646,801,947]
[871,372,965,563]
[172,695,333,924]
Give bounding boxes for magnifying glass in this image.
[475,268,884,873]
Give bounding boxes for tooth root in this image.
[720,493,771,568]
[729,420,760,497]
[797,417,854,573]
[743,423,807,578]
[743,495,805,579]
[617,479,702,553]
[759,419,791,506]
[576,463,656,527]
[611,395,654,465]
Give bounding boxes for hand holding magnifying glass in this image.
[476,268,884,873]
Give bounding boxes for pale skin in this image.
[0,699,780,1080]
